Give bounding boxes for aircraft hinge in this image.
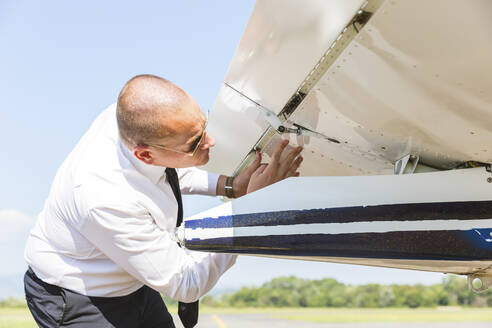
[394,154,419,175]
[276,123,341,144]
[352,10,373,33]
[246,100,341,144]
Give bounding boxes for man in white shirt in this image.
[24,74,303,328]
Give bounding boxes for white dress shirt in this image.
[24,104,237,302]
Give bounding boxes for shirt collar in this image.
[119,139,166,185]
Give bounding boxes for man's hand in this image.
[223,140,302,198]
[246,139,303,194]
[231,150,264,197]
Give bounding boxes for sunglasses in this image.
[145,110,209,157]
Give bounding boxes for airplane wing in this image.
[186,0,492,292]
[202,0,492,177]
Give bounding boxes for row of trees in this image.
[3,275,491,309]
[0,297,27,308]
[202,275,492,308]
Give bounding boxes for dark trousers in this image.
[24,268,175,328]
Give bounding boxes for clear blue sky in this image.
[0,0,256,215]
[0,0,444,297]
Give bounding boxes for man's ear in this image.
[134,146,154,165]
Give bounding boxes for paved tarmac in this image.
[172,313,491,328]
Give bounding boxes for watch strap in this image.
[225,176,235,199]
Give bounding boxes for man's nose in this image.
[202,133,215,149]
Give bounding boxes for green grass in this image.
[167,306,492,323]
[0,308,37,328]
[2,306,491,327]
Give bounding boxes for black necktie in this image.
[165,168,199,328]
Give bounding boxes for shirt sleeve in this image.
[80,202,237,302]
[177,167,219,196]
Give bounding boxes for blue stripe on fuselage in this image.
[185,200,492,230]
[185,229,492,260]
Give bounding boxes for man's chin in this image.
[197,150,210,166]
[201,152,210,164]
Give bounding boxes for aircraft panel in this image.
[203,0,369,174]
[285,0,492,173]
[224,0,366,114]
[205,0,492,176]
[205,85,269,175]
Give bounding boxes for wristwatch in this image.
[225,176,235,199]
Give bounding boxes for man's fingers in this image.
[286,156,303,177]
[270,139,289,164]
[294,155,303,167]
[245,151,262,175]
[253,163,267,177]
[282,146,303,169]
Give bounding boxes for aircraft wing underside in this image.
[203,0,492,177]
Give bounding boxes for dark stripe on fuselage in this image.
[185,200,492,230]
[185,229,492,260]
